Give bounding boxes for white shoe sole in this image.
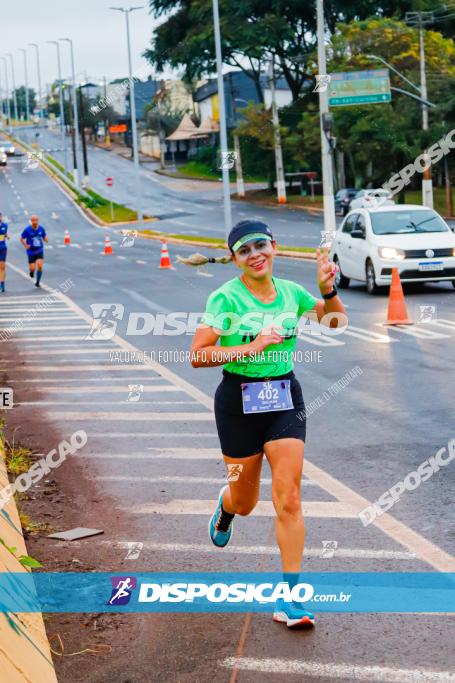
[273,611,315,628]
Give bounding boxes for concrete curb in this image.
[0,443,58,682]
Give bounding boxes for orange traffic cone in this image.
[104,235,113,255]
[384,268,413,325]
[159,241,172,269]
[64,229,71,245]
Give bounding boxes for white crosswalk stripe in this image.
[376,323,450,339]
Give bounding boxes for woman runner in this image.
[190,219,347,628]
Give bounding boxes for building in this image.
[193,70,292,128]
[126,76,161,121]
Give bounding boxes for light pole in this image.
[47,40,68,176]
[316,0,336,233]
[28,43,44,121]
[110,6,144,229]
[233,97,248,198]
[212,0,232,237]
[6,54,19,127]
[268,57,287,204]
[60,38,81,188]
[18,49,30,122]
[405,12,434,208]
[0,58,12,133]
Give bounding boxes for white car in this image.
[349,188,394,210]
[329,205,455,294]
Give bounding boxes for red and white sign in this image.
[105,177,113,187]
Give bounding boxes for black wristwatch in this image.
[322,286,338,300]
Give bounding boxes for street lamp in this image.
[60,38,81,188]
[365,51,435,208]
[18,49,30,122]
[47,40,68,176]
[211,0,232,236]
[0,58,12,133]
[110,6,144,229]
[6,54,19,126]
[28,43,43,121]
[316,0,336,233]
[268,57,286,204]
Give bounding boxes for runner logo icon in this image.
[86,304,124,340]
[108,576,137,605]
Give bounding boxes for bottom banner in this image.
[0,572,454,613]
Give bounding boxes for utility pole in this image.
[231,89,245,198]
[405,11,434,208]
[18,49,30,122]
[6,54,19,127]
[60,38,81,188]
[212,0,232,237]
[316,0,336,233]
[28,44,43,121]
[78,86,89,185]
[47,41,68,176]
[1,59,12,133]
[268,57,286,204]
[0,68,3,127]
[110,6,144,229]
[103,76,111,146]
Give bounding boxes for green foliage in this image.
[0,539,43,569]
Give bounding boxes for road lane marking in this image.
[297,330,344,346]
[82,452,221,459]
[29,385,183,393]
[46,412,213,421]
[377,323,450,339]
[103,540,415,560]
[16,348,117,355]
[7,263,455,572]
[9,377,165,383]
[220,658,455,682]
[343,325,396,343]
[18,400,197,406]
[0,315,79,321]
[9,364,152,371]
[126,500,357,518]
[303,460,455,572]
[97,475,315,486]
[11,325,89,331]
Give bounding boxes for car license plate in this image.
[241,379,293,414]
[418,261,444,272]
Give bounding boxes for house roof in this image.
[166,113,199,141]
[166,114,219,141]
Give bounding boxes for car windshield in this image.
[370,210,449,235]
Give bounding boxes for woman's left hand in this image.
[316,247,338,295]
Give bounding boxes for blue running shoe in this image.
[273,598,315,629]
[208,485,234,548]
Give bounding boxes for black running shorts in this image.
[214,370,306,458]
[27,251,44,264]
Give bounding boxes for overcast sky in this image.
[2,0,169,92]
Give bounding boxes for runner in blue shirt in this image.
[0,212,10,293]
[20,214,48,288]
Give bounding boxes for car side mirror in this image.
[351,229,365,239]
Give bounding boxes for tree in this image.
[11,86,36,119]
[144,0,452,101]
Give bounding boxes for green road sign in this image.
[328,69,391,107]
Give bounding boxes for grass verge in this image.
[139,229,316,255]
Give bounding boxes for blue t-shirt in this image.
[0,222,7,251]
[21,225,46,255]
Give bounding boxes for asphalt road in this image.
[13,123,336,249]
[1,143,455,682]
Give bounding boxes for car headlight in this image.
[378,246,405,260]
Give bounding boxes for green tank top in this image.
[202,276,318,377]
